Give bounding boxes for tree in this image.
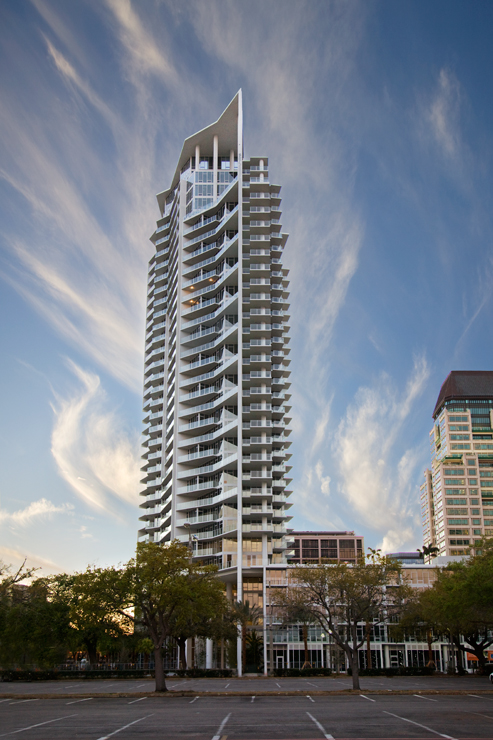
[92,541,227,691]
[290,551,410,689]
[0,575,72,667]
[414,541,493,673]
[169,565,231,670]
[417,544,439,562]
[246,630,264,669]
[68,569,127,664]
[274,587,317,669]
[394,589,440,669]
[0,560,38,598]
[232,600,262,674]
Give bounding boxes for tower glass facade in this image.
[138,92,293,604]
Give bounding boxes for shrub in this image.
[273,667,332,677]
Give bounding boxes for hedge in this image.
[0,667,233,682]
[273,667,332,677]
[347,666,436,677]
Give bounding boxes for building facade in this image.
[421,371,493,557]
[288,531,364,564]
[138,92,293,669]
[264,564,447,673]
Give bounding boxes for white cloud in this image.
[0,498,73,527]
[334,356,430,550]
[50,359,141,516]
[104,0,177,84]
[0,545,65,574]
[428,68,462,159]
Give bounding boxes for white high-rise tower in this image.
[138,92,293,668]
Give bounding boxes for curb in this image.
[3,689,493,699]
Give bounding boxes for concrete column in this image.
[195,144,200,171]
[213,134,218,201]
[186,638,192,670]
[206,638,213,669]
[262,566,268,676]
[230,149,235,170]
[237,632,243,677]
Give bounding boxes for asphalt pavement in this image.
[1,674,492,696]
[1,692,493,738]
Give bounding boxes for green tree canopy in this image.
[79,541,229,691]
[290,551,410,689]
[407,539,493,673]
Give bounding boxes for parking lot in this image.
[0,674,492,696]
[1,693,493,738]
[0,676,493,738]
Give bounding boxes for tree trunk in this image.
[476,645,487,674]
[177,637,187,670]
[351,650,360,690]
[86,639,98,666]
[366,622,371,670]
[220,639,225,670]
[154,646,167,692]
[350,622,360,690]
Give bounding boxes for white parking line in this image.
[383,710,457,740]
[413,694,438,701]
[189,696,199,704]
[306,695,315,703]
[96,714,154,740]
[132,684,148,688]
[0,714,78,737]
[0,700,10,703]
[360,694,375,702]
[66,698,94,705]
[306,711,334,739]
[212,712,231,740]
[251,695,255,703]
[276,682,281,688]
[9,699,39,706]
[224,683,230,688]
[128,697,147,704]
[468,694,491,700]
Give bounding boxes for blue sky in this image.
[2,0,493,573]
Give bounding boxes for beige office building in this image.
[421,371,493,557]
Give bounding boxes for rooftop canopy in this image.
[433,370,493,418]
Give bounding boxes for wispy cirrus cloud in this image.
[0,545,64,574]
[0,498,73,527]
[50,359,141,517]
[334,356,430,550]
[428,68,462,160]
[104,0,177,84]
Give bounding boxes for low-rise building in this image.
[288,531,364,564]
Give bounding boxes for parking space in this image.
[0,694,493,739]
